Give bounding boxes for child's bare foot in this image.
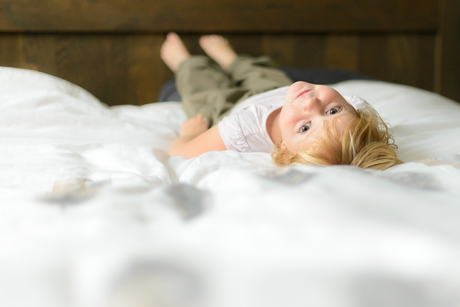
[199,35,237,70]
[161,32,190,72]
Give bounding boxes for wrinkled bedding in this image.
[1,67,460,307]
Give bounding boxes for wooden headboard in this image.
[1,0,459,105]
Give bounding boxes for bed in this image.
[1,1,460,307]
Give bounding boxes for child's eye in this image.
[326,107,341,115]
[299,123,311,133]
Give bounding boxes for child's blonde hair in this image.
[271,106,402,170]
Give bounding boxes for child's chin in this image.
[290,81,315,94]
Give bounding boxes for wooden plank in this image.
[0,34,57,72]
[357,34,388,81]
[51,34,168,106]
[416,35,436,91]
[435,0,460,102]
[358,34,435,91]
[226,35,263,60]
[290,35,327,68]
[262,35,297,66]
[0,0,438,32]
[52,35,117,105]
[19,34,57,73]
[325,35,359,71]
[388,35,436,91]
[0,32,439,106]
[387,35,422,88]
[0,34,21,66]
[125,35,168,105]
[262,34,326,68]
[0,34,171,105]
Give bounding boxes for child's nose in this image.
[302,97,321,113]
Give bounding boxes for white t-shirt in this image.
[218,86,289,153]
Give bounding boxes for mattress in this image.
[1,67,460,307]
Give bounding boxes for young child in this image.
[161,33,401,170]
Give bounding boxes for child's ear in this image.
[280,140,286,150]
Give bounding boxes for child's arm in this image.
[169,114,227,158]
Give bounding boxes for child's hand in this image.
[180,114,209,138]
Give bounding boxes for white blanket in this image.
[1,67,460,307]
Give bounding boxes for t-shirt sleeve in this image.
[218,113,251,152]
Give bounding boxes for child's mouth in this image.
[295,90,311,100]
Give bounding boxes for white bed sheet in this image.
[1,67,460,307]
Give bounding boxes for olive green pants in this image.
[176,55,292,127]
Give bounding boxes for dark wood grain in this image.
[387,35,425,88]
[357,34,388,81]
[0,34,169,106]
[435,0,460,102]
[0,0,456,105]
[325,35,359,71]
[0,33,439,105]
[0,0,438,32]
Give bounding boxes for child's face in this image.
[279,81,356,153]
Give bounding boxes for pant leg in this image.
[177,56,248,127]
[226,56,293,94]
[176,55,233,97]
[176,55,293,127]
